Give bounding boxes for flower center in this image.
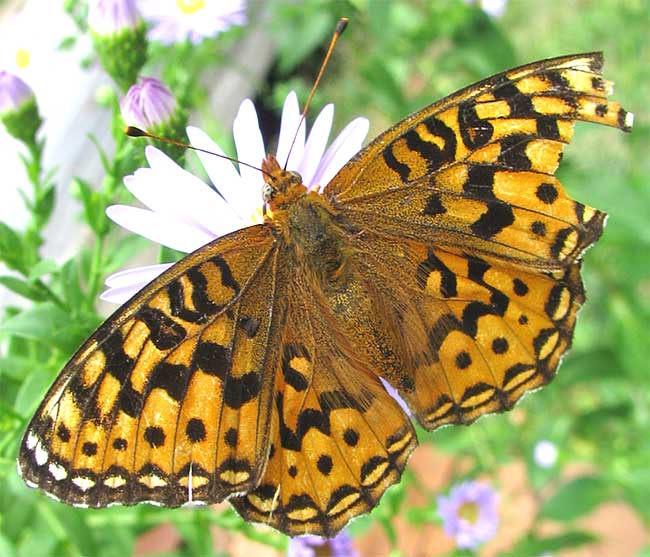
[15,48,30,69]
[175,0,205,14]
[458,501,479,524]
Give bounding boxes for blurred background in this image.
[0,1,648,556]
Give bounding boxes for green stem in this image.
[86,235,106,307]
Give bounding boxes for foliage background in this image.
[0,0,648,556]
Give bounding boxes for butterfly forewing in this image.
[326,52,629,269]
[19,225,280,507]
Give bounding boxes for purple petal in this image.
[380,377,412,416]
[88,0,142,35]
[120,77,176,130]
[0,70,33,113]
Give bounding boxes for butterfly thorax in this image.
[262,154,351,286]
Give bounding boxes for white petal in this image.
[299,103,334,187]
[312,117,369,191]
[104,263,173,287]
[233,99,266,189]
[101,263,172,304]
[142,147,242,236]
[275,91,305,170]
[101,284,147,305]
[186,126,260,223]
[106,205,215,253]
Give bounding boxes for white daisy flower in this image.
[102,91,369,304]
[138,0,247,44]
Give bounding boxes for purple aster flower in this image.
[88,0,142,35]
[101,91,369,303]
[533,440,558,468]
[0,70,33,115]
[138,0,247,44]
[288,531,357,557]
[438,481,499,550]
[120,77,177,130]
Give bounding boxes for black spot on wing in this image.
[282,344,311,392]
[185,418,206,443]
[422,192,447,216]
[137,307,187,350]
[144,426,165,448]
[465,165,497,200]
[210,256,240,293]
[428,313,463,363]
[470,201,515,239]
[148,362,189,401]
[224,372,261,409]
[416,249,457,297]
[458,101,494,149]
[194,341,231,379]
[405,115,457,173]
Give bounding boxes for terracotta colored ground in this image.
[133,444,648,557]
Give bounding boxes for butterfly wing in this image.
[322,53,631,430]
[326,52,631,269]
[350,232,585,429]
[231,269,417,537]
[18,225,284,507]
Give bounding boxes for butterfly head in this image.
[261,154,307,212]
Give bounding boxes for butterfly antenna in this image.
[125,126,272,178]
[283,16,349,170]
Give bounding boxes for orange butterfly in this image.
[19,52,632,537]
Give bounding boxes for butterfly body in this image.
[19,53,632,537]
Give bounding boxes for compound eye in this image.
[262,183,273,202]
[289,170,302,181]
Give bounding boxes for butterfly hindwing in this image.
[232,273,417,536]
[351,232,584,430]
[18,225,281,507]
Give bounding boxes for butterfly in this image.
[19,52,632,537]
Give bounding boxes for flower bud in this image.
[0,71,42,145]
[88,0,147,90]
[121,77,187,161]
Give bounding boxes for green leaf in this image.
[0,355,39,381]
[14,366,55,416]
[28,259,58,281]
[35,184,56,225]
[56,258,84,309]
[0,222,26,274]
[0,276,49,303]
[70,177,108,236]
[506,530,597,556]
[540,476,610,521]
[0,303,99,356]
